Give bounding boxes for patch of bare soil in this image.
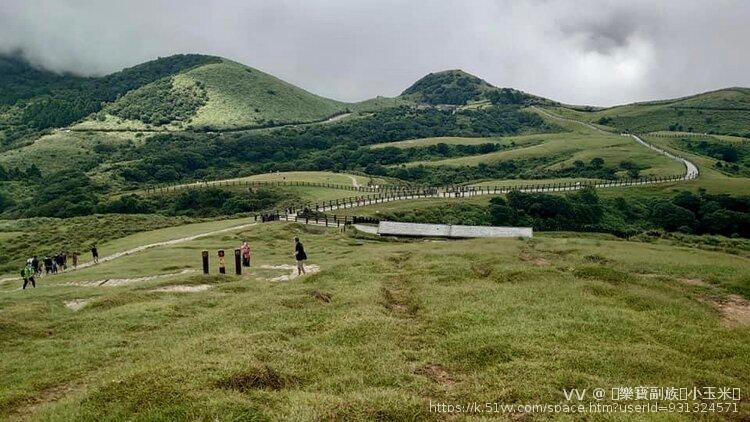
[151,284,212,293]
[8,382,82,418]
[216,365,297,392]
[680,278,710,287]
[64,299,92,311]
[261,264,320,281]
[533,257,550,267]
[65,269,196,287]
[712,294,750,328]
[418,363,455,386]
[518,250,550,267]
[309,290,332,303]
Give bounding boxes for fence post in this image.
[234,249,242,275]
[202,250,209,274]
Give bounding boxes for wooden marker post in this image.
[218,250,226,274]
[202,250,209,274]
[234,249,242,275]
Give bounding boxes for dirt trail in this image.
[325,112,352,123]
[0,223,256,284]
[347,175,361,188]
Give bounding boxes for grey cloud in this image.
[1,0,749,106]
[558,9,641,54]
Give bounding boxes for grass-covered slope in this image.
[550,88,750,136]
[80,60,348,131]
[0,222,748,419]
[0,54,221,146]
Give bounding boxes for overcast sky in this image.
[1,0,749,106]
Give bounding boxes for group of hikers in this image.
[20,245,99,290]
[239,237,308,275]
[19,236,307,290]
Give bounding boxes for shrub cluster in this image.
[107,78,208,125]
[117,105,553,184]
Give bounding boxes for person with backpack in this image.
[293,237,307,276]
[43,256,53,275]
[21,264,36,289]
[91,245,99,264]
[31,256,40,275]
[55,253,65,273]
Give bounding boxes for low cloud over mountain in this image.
[1,0,749,106]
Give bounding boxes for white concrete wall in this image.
[377,221,532,238]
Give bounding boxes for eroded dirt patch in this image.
[65,269,196,287]
[260,264,320,281]
[308,290,332,303]
[216,365,297,392]
[418,363,455,386]
[680,278,710,287]
[8,382,83,418]
[519,251,551,267]
[64,299,92,311]
[712,294,750,327]
[151,284,212,293]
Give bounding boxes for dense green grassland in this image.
[546,88,750,136]
[0,131,138,177]
[0,222,748,419]
[641,135,750,195]
[400,132,684,178]
[76,60,348,131]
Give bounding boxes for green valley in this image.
[1,50,750,421]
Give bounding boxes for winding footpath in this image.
[0,223,257,284]
[530,106,698,180]
[629,133,698,180]
[2,109,700,283]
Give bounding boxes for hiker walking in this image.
[91,245,99,264]
[43,256,53,275]
[241,241,251,267]
[55,253,65,273]
[72,252,79,269]
[293,237,307,276]
[31,256,40,275]
[21,264,36,289]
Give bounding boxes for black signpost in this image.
[234,249,242,275]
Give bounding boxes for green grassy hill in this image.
[1,54,749,223]
[400,69,497,105]
[0,54,221,149]
[549,88,750,136]
[400,70,555,107]
[75,59,349,131]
